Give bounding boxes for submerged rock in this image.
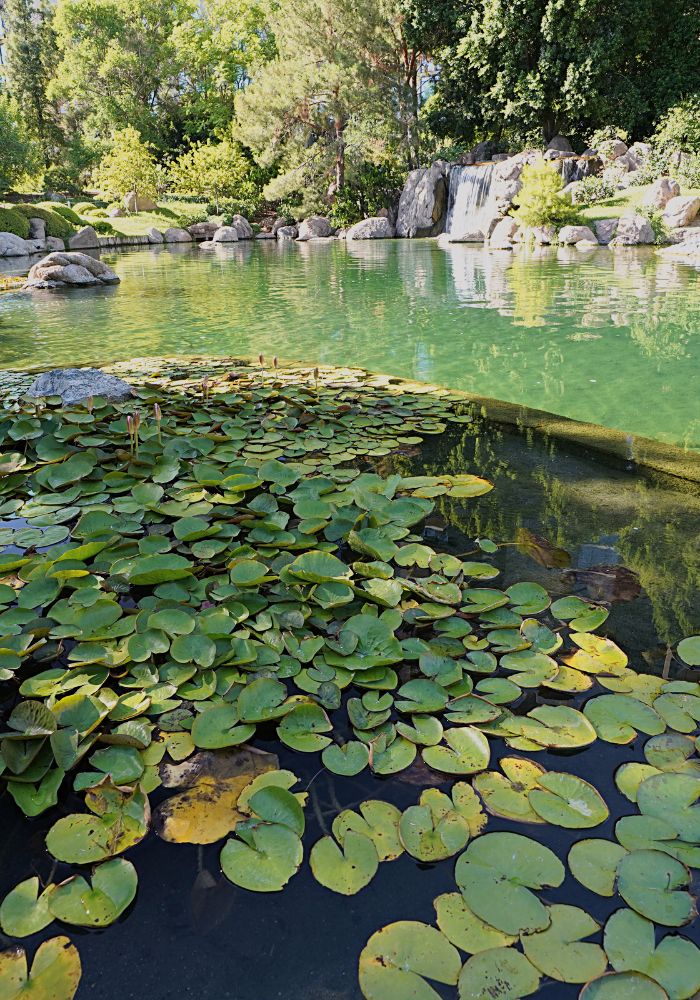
[346,217,395,240]
[23,251,120,290]
[276,225,298,240]
[26,367,133,404]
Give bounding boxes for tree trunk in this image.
[334,116,345,191]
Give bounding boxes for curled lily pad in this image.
[46,785,150,863]
[48,859,137,927]
[434,894,516,954]
[310,831,378,895]
[333,801,403,862]
[617,849,696,926]
[359,921,461,1000]
[458,947,541,1000]
[0,878,55,938]
[422,727,490,775]
[220,824,303,892]
[473,758,546,824]
[604,908,700,1000]
[399,789,471,862]
[528,772,609,828]
[503,705,596,750]
[568,839,628,896]
[0,937,82,1000]
[455,833,565,935]
[521,904,605,983]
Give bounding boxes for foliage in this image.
[577,175,617,205]
[0,98,41,193]
[168,139,266,213]
[12,204,76,239]
[0,206,30,238]
[653,98,700,154]
[329,163,404,227]
[86,218,117,234]
[38,203,83,225]
[677,152,700,189]
[588,126,630,154]
[93,129,159,201]
[174,208,211,228]
[72,202,97,214]
[512,159,582,229]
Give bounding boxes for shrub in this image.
[678,152,700,188]
[39,202,82,225]
[87,219,116,235]
[0,206,29,238]
[512,158,582,229]
[329,163,404,228]
[175,208,210,228]
[588,126,629,157]
[83,207,108,218]
[577,175,617,204]
[13,203,75,238]
[72,201,97,213]
[653,98,700,154]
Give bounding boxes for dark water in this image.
[0,412,698,999]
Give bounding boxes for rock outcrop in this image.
[297,216,332,240]
[213,226,240,242]
[29,218,46,241]
[123,191,158,213]
[396,162,449,238]
[558,225,598,245]
[46,237,65,252]
[230,215,254,239]
[147,228,164,244]
[26,367,133,404]
[610,214,655,245]
[346,217,395,240]
[643,177,681,210]
[662,196,700,229]
[547,135,573,153]
[162,227,193,243]
[187,222,219,239]
[23,251,120,290]
[0,233,44,256]
[594,219,619,245]
[659,232,700,260]
[488,217,518,248]
[68,226,100,250]
[276,225,298,240]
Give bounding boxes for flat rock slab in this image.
[26,368,134,405]
[23,251,120,290]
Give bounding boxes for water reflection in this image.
[0,241,698,446]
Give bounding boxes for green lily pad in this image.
[604,908,700,1000]
[457,947,541,1000]
[399,789,471,862]
[48,859,137,927]
[636,773,700,842]
[0,878,55,938]
[359,921,461,1000]
[286,550,351,583]
[322,740,370,775]
[191,704,256,749]
[528,772,609,828]
[677,635,700,666]
[473,758,546,824]
[220,824,303,892]
[521,904,606,983]
[333,801,403,861]
[434,893,516,954]
[579,972,669,999]
[568,839,628,896]
[617,849,696,926]
[310,831,379,895]
[422,727,490,775]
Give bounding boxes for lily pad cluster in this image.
[0,358,698,1000]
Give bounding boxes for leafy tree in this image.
[93,128,159,201]
[511,158,581,229]
[0,97,41,192]
[2,0,61,164]
[653,97,700,153]
[168,138,265,211]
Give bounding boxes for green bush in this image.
[88,219,115,235]
[174,208,210,228]
[83,207,108,218]
[329,163,404,228]
[39,202,82,225]
[577,175,617,204]
[678,152,700,188]
[13,204,75,239]
[72,201,97,213]
[653,98,700,154]
[0,206,29,238]
[512,158,582,229]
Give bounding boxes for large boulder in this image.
[46,237,65,252]
[212,226,239,242]
[23,251,120,290]
[594,219,619,245]
[123,191,158,213]
[659,232,700,260]
[26,367,133,405]
[396,162,449,238]
[272,217,292,235]
[513,224,556,245]
[608,139,629,160]
[346,217,395,240]
[187,221,219,239]
[488,217,518,248]
[162,227,193,243]
[29,218,46,241]
[644,177,681,210]
[230,214,254,239]
[547,135,573,153]
[558,224,597,245]
[662,195,700,229]
[297,215,332,240]
[147,228,164,244]
[0,232,43,256]
[610,214,655,245]
[68,226,100,250]
[276,225,298,240]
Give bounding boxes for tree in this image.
[2,0,61,164]
[0,96,40,191]
[168,138,265,211]
[93,128,159,201]
[511,158,581,229]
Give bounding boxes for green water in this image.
[1,239,699,447]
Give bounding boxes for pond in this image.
[1,240,699,449]
[0,363,698,1000]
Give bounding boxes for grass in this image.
[76,200,206,237]
[579,183,700,223]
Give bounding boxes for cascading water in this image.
[445,164,497,241]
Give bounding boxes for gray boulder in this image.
[46,237,65,252]
[212,226,239,242]
[147,228,164,244]
[547,135,573,153]
[609,139,629,160]
[162,227,193,243]
[346,217,395,240]
[108,207,125,218]
[644,177,681,211]
[610,214,655,245]
[26,367,133,405]
[69,226,100,250]
[255,232,276,240]
[662,195,700,229]
[230,214,254,239]
[297,215,332,240]
[123,191,158,213]
[276,225,298,240]
[0,232,45,256]
[29,218,46,241]
[23,251,120,290]
[488,217,518,248]
[558,225,597,245]
[272,217,292,235]
[659,232,700,260]
[513,224,556,245]
[594,219,619,245]
[396,162,449,238]
[187,222,219,239]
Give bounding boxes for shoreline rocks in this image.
[26,367,133,404]
[68,226,100,250]
[396,161,449,238]
[163,227,193,243]
[297,216,332,240]
[23,251,120,290]
[346,217,395,240]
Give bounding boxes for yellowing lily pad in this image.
[0,937,81,1000]
[521,904,605,983]
[359,921,461,1000]
[434,893,516,954]
[528,772,609,828]
[457,947,540,1000]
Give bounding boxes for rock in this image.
[23,251,120,290]
[276,225,298,240]
[513,224,557,245]
[68,226,100,250]
[346,217,395,240]
[46,237,65,252]
[644,177,681,210]
[198,240,215,250]
[659,232,700,260]
[297,215,332,240]
[594,219,619,245]
[147,228,164,244]
[26,367,133,405]
[471,139,499,161]
[123,191,158,213]
[666,223,700,244]
[610,214,654,245]
[662,195,700,229]
[618,169,643,189]
[255,232,276,240]
[187,222,219,239]
[558,225,597,245]
[212,226,239,242]
[547,135,573,153]
[396,162,449,238]
[230,215,254,239]
[562,181,585,203]
[490,153,511,162]
[29,218,46,241]
[488,217,518,248]
[162,227,193,243]
[108,207,125,218]
[575,240,599,250]
[272,217,291,235]
[0,232,44,256]
[609,139,629,159]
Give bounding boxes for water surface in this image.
[1,240,699,447]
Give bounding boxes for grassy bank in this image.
[579,183,700,223]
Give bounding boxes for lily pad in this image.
[0,937,81,1000]
[434,894,516,954]
[422,727,490,775]
[220,824,303,892]
[333,801,403,862]
[359,921,461,1000]
[521,904,606,983]
[0,878,55,938]
[310,831,379,895]
[48,859,137,927]
[457,947,541,1000]
[473,758,546,824]
[604,908,700,1000]
[568,839,628,896]
[617,849,696,926]
[528,772,609,828]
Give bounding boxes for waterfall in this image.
[445,164,497,241]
